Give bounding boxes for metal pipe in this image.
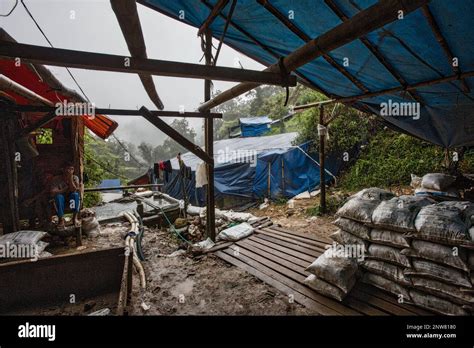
[0,74,53,106]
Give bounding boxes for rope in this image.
[296,145,337,185]
[84,153,129,181]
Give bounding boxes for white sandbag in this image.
[421,173,456,191]
[361,259,412,286]
[333,217,371,240]
[401,240,469,271]
[409,289,469,316]
[371,195,433,232]
[304,274,355,302]
[221,210,255,222]
[367,244,411,267]
[336,188,394,224]
[362,273,411,301]
[82,216,101,237]
[404,259,472,288]
[330,229,368,251]
[413,202,474,244]
[191,238,215,253]
[370,229,410,248]
[187,205,205,216]
[0,230,47,246]
[217,223,254,242]
[305,249,358,292]
[410,276,474,306]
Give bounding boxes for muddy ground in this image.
[14,195,345,316]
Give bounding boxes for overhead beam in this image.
[258,0,369,93]
[139,106,213,164]
[421,4,470,93]
[198,0,337,99]
[198,0,430,112]
[0,41,297,86]
[6,104,223,118]
[323,0,425,105]
[111,0,164,109]
[198,0,230,36]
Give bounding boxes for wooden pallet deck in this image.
[214,218,433,316]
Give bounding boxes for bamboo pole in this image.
[319,105,326,214]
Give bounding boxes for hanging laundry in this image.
[195,162,208,188]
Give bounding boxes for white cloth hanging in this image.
[195,162,208,188]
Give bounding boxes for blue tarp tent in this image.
[97,179,121,193]
[240,116,272,137]
[162,133,337,207]
[139,0,474,148]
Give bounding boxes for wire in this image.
[111,133,146,169]
[0,0,18,16]
[84,153,129,181]
[20,0,90,102]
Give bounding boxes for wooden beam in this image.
[323,0,426,105]
[0,41,297,86]
[258,0,369,93]
[198,0,230,36]
[111,0,165,109]
[139,106,213,164]
[198,0,430,111]
[6,104,223,118]
[319,105,326,214]
[0,112,19,234]
[198,0,337,99]
[204,29,216,242]
[421,4,470,93]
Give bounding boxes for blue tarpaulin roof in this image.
[163,133,335,203]
[139,0,474,148]
[239,116,272,137]
[97,179,121,192]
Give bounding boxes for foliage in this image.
[306,196,343,216]
[339,129,446,191]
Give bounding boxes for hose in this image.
[122,211,146,291]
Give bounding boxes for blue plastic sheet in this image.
[240,116,272,137]
[142,0,474,148]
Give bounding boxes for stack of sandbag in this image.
[361,195,432,302]
[304,248,358,301]
[411,173,459,199]
[401,201,474,315]
[331,188,395,254]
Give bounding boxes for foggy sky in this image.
[0,0,264,145]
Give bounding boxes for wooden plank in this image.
[247,235,315,263]
[343,295,389,316]
[357,283,433,316]
[256,229,327,253]
[349,287,415,316]
[239,239,311,268]
[269,225,332,244]
[253,233,321,258]
[198,0,230,36]
[0,41,296,86]
[225,248,361,315]
[235,240,310,275]
[218,249,355,315]
[261,227,331,249]
[216,251,329,315]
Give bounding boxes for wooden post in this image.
[204,29,216,241]
[319,105,326,214]
[0,111,20,234]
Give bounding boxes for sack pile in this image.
[332,187,474,315]
[304,248,358,301]
[411,173,459,198]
